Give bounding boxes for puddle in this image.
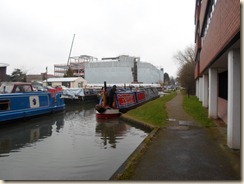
[167,118,177,121]
[167,126,189,130]
[178,121,195,126]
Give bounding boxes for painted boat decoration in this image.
[95,83,159,119]
[0,82,65,123]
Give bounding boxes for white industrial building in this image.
[84,55,164,84]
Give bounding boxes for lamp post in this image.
[46,66,48,87]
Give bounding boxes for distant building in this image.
[0,63,9,82]
[54,55,164,85]
[54,55,98,77]
[194,0,240,148]
[85,55,164,84]
[26,74,54,82]
[43,77,87,88]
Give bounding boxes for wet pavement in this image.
[129,91,241,181]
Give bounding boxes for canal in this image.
[0,102,149,180]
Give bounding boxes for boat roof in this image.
[0,82,33,93]
[1,82,32,86]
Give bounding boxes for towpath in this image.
[130,91,240,181]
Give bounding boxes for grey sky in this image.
[0,0,195,77]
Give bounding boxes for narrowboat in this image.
[61,88,99,104]
[95,83,159,119]
[0,82,65,123]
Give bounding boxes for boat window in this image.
[0,100,10,110]
[15,86,24,92]
[0,85,13,93]
[15,85,33,92]
[23,85,33,92]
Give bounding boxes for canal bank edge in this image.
[110,114,160,180]
[120,113,156,130]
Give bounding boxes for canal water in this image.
[0,102,149,180]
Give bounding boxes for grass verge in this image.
[125,92,177,127]
[182,91,215,127]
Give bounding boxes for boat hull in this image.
[63,95,98,104]
[115,88,159,113]
[0,92,65,123]
[62,88,99,104]
[96,109,121,119]
[118,95,159,113]
[96,87,159,119]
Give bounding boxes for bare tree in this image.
[174,45,195,95]
[174,45,195,65]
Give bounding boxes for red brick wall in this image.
[199,0,240,74]
[199,0,208,34]
[194,62,200,79]
[0,67,7,81]
[218,97,227,123]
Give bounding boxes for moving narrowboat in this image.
[95,83,159,119]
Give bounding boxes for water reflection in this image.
[0,114,64,157]
[65,102,96,117]
[0,102,148,180]
[96,119,128,149]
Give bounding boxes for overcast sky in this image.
[0,0,195,77]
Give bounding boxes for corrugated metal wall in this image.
[84,56,164,84]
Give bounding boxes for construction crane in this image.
[67,34,75,65]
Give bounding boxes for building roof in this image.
[45,77,84,82]
[0,63,9,67]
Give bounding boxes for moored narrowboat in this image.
[0,82,65,123]
[61,88,99,104]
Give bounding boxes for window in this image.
[201,0,217,43]
[62,82,70,88]
[78,82,83,88]
[0,100,10,110]
[218,71,228,100]
[23,85,32,92]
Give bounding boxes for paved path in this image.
[130,91,240,181]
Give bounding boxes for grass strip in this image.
[125,92,177,127]
[182,91,215,127]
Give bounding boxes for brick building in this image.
[194,0,240,149]
[0,63,9,82]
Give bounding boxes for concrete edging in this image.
[110,114,160,180]
[119,114,155,130]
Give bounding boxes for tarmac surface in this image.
[129,91,241,181]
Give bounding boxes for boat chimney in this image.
[104,81,107,91]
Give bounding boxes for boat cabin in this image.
[0,82,34,93]
[0,82,65,122]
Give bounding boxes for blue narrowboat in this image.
[0,82,65,123]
